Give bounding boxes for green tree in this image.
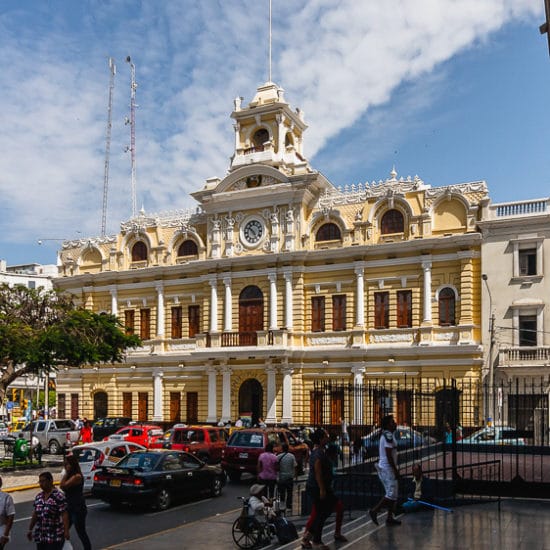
[0,284,140,403]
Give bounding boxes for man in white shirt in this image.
[369,415,401,526]
[0,477,15,549]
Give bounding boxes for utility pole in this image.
[482,274,496,425]
[125,56,138,218]
[540,0,550,55]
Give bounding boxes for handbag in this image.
[62,540,73,550]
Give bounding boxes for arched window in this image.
[439,287,456,326]
[252,128,269,150]
[131,241,148,262]
[178,240,198,257]
[381,209,404,234]
[315,223,341,242]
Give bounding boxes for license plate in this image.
[110,479,121,487]
[239,452,248,458]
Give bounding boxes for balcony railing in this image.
[205,331,275,348]
[498,346,550,366]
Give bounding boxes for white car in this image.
[71,440,146,492]
[458,425,526,446]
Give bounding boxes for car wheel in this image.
[211,476,223,497]
[227,471,241,482]
[48,440,60,455]
[155,488,171,511]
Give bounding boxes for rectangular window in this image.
[188,305,200,338]
[70,393,79,420]
[374,292,389,329]
[330,390,344,424]
[519,315,537,346]
[310,391,323,425]
[28,281,36,289]
[169,392,181,423]
[58,394,66,419]
[140,308,151,340]
[396,290,412,328]
[311,296,326,332]
[138,392,148,421]
[186,392,198,424]
[332,295,346,331]
[171,306,183,339]
[124,310,135,335]
[122,392,132,418]
[519,248,537,276]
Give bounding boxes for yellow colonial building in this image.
[54,81,486,430]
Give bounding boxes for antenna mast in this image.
[126,56,137,218]
[268,0,272,82]
[101,57,116,236]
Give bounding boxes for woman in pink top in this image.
[257,442,278,498]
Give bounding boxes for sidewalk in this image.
[103,499,550,550]
[0,462,63,492]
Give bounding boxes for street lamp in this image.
[482,274,496,425]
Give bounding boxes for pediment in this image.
[217,165,290,194]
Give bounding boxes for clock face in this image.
[243,219,264,245]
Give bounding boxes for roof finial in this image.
[390,166,397,180]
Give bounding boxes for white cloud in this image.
[0,0,543,264]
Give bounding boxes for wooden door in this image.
[122,392,133,418]
[138,392,148,421]
[186,392,198,424]
[170,392,181,423]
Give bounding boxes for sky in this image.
[0,0,549,266]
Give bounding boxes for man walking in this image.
[369,415,401,526]
[0,477,15,549]
[276,442,297,511]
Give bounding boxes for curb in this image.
[3,481,62,493]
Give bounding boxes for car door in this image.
[178,452,205,497]
[160,452,191,497]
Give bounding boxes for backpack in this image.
[273,516,299,544]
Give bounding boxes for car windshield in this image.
[117,452,161,472]
[228,431,264,448]
[74,448,100,463]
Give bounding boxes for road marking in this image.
[14,501,105,523]
[145,497,214,516]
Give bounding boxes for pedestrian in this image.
[276,442,297,511]
[257,442,278,499]
[0,477,15,549]
[235,417,243,428]
[27,471,70,550]
[79,420,93,444]
[60,454,92,550]
[258,417,267,428]
[301,428,339,550]
[369,414,401,526]
[340,417,349,448]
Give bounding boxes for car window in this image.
[396,429,411,441]
[131,429,143,437]
[173,430,185,444]
[181,453,201,470]
[120,453,159,471]
[36,421,47,432]
[219,430,228,441]
[118,428,130,436]
[55,420,75,430]
[110,446,127,459]
[479,430,495,441]
[104,419,114,427]
[209,430,218,443]
[229,431,264,448]
[75,448,99,463]
[94,419,105,428]
[267,433,279,446]
[163,453,182,471]
[127,444,142,452]
[501,430,519,440]
[150,429,164,437]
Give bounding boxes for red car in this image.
[221,428,309,482]
[104,424,164,448]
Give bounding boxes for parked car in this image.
[457,425,527,446]
[362,425,436,458]
[0,422,9,439]
[22,419,80,454]
[92,417,132,441]
[92,449,225,510]
[151,425,228,464]
[72,440,146,492]
[221,428,309,482]
[9,420,28,433]
[104,424,164,448]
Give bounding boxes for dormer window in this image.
[316,223,341,242]
[381,209,404,234]
[131,241,148,262]
[252,128,269,151]
[178,240,198,257]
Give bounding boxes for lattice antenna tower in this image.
[125,56,138,218]
[101,57,116,236]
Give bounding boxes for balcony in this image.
[498,346,550,367]
[204,331,276,348]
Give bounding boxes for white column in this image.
[354,266,365,327]
[265,362,277,424]
[209,277,218,333]
[223,276,232,332]
[156,283,165,337]
[422,259,433,323]
[206,365,218,423]
[351,365,365,425]
[268,272,278,330]
[109,287,118,316]
[233,122,240,150]
[152,368,164,421]
[281,364,294,424]
[284,270,293,330]
[512,242,519,276]
[513,309,519,346]
[221,365,232,422]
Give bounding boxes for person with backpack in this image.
[276,443,297,511]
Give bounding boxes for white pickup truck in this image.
[22,419,80,454]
